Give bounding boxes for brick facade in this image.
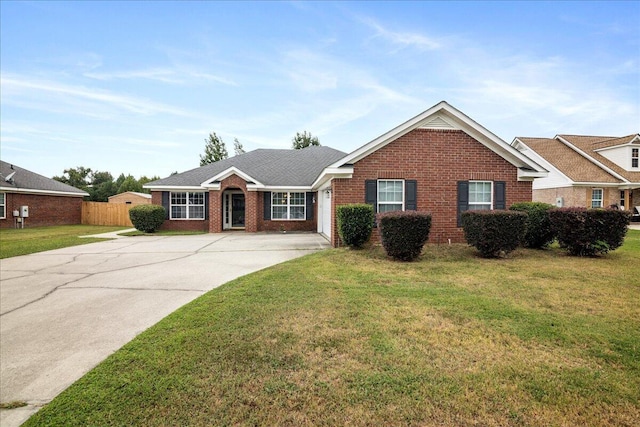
[0,193,84,229]
[331,129,533,246]
[152,173,317,233]
[534,187,639,210]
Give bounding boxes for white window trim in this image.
[377,179,405,213]
[271,191,306,221]
[469,181,493,210]
[591,188,603,208]
[170,191,205,220]
[632,148,639,169]
[0,193,5,219]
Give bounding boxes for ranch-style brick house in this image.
[0,160,89,228]
[145,101,548,246]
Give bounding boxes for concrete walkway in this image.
[0,232,329,426]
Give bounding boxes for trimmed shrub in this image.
[548,207,631,256]
[378,211,432,261]
[461,210,527,258]
[509,202,556,249]
[129,204,166,233]
[336,204,374,248]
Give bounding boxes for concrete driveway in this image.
[0,232,329,426]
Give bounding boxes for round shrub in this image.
[378,211,432,261]
[461,210,527,258]
[336,204,374,248]
[548,207,631,256]
[129,204,166,233]
[509,202,555,249]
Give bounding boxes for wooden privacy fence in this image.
[82,201,134,227]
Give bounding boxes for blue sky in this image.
[1,1,639,180]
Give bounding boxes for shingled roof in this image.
[146,146,347,189]
[514,134,640,185]
[0,160,89,196]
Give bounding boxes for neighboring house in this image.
[512,134,640,215]
[0,160,89,228]
[145,101,548,246]
[108,191,151,205]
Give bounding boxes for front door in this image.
[232,193,245,228]
[223,191,245,230]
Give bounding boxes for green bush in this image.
[548,207,630,256]
[509,202,556,249]
[378,211,432,261]
[129,204,166,233]
[336,204,374,248]
[461,210,527,258]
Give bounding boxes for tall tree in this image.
[117,174,143,194]
[89,171,117,201]
[53,166,92,190]
[200,132,228,165]
[233,138,245,156]
[291,131,320,149]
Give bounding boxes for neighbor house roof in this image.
[513,134,640,186]
[0,160,89,197]
[145,146,347,190]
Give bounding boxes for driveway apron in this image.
[0,233,329,426]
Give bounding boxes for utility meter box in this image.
[20,206,29,217]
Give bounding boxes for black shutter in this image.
[457,181,469,227]
[204,192,210,220]
[263,191,271,220]
[162,191,170,220]
[365,180,377,213]
[494,181,506,210]
[306,192,314,220]
[405,180,417,211]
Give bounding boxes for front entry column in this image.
[209,190,222,233]
[245,191,258,232]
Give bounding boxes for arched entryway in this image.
[222,189,245,230]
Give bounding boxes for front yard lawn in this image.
[22,231,640,426]
[0,225,129,259]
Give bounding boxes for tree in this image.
[89,171,117,202]
[117,174,143,194]
[200,132,228,165]
[291,131,320,149]
[53,166,92,190]
[234,138,245,156]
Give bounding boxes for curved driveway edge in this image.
[0,232,329,427]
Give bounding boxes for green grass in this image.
[0,225,129,259]
[21,231,640,426]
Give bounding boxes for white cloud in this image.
[361,17,441,51]
[1,74,190,117]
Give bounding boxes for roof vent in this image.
[5,171,16,184]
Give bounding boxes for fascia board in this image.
[517,169,548,181]
[572,182,626,187]
[144,185,205,191]
[556,136,628,183]
[200,166,264,187]
[312,166,354,189]
[0,186,89,197]
[256,186,313,191]
[594,143,635,153]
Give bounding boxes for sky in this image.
[1,1,639,180]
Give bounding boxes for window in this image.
[0,193,5,219]
[377,180,404,213]
[620,191,626,209]
[271,192,305,220]
[457,181,506,227]
[170,192,205,219]
[632,148,639,168]
[591,188,603,208]
[468,181,492,210]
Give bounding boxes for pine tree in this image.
[200,132,229,165]
[291,131,320,149]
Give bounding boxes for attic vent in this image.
[421,115,455,129]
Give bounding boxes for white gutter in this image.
[0,186,88,197]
